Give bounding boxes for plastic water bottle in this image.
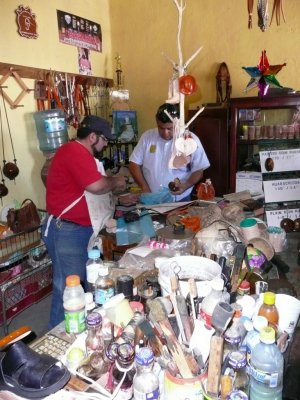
[245,315,268,365]
[249,326,284,400]
[86,248,103,296]
[63,275,86,334]
[133,347,159,400]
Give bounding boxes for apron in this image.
[85,158,115,249]
[45,158,115,251]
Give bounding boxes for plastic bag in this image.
[139,187,173,205]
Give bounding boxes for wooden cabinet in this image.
[188,107,229,196]
[229,95,300,194]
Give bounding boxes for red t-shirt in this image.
[46,141,102,225]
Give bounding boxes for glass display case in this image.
[229,95,300,226]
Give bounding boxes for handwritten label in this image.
[266,208,300,227]
[260,148,300,173]
[236,171,263,196]
[263,178,300,203]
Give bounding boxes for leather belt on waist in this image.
[52,216,82,226]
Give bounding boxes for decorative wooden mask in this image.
[15,5,38,39]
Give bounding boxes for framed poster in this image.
[112,110,138,142]
[57,10,102,52]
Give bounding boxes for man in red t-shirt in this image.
[43,115,129,328]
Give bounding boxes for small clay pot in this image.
[293,218,300,232]
[265,157,274,172]
[280,218,295,233]
[0,183,8,197]
[3,162,19,180]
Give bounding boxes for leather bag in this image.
[7,199,41,233]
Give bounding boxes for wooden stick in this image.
[188,278,198,325]
[206,335,224,398]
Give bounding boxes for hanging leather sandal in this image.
[0,340,71,399]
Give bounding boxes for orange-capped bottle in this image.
[197,178,215,200]
[258,291,279,332]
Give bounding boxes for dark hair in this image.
[77,127,92,139]
[155,103,179,123]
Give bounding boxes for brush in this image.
[137,319,163,357]
[148,298,193,379]
[170,276,187,342]
[176,294,193,341]
[188,278,198,324]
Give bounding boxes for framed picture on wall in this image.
[112,110,138,142]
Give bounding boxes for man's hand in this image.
[112,175,127,192]
[118,193,140,205]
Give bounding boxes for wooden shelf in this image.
[0,62,113,87]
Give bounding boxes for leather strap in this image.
[248,0,254,28]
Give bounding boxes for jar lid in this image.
[228,351,247,369]
[66,275,80,287]
[239,280,250,290]
[259,326,276,343]
[135,347,154,366]
[117,342,135,366]
[263,291,276,305]
[227,389,248,400]
[86,312,102,326]
[88,248,100,259]
[252,315,268,331]
[240,218,257,228]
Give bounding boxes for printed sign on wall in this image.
[263,178,300,203]
[57,10,102,52]
[266,208,300,227]
[260,148,300,173]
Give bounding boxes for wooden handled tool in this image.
[188,278,198,324]
[206,335,224,398]
[148,298,193,379]
[170,276,187,342]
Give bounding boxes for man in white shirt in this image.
[129,103,210,202]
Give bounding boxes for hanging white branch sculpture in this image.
[163,0,205,168]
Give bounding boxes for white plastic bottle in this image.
[133,347,160,400]
[200,278,228,327]
[249,326,284,400]
[63,275,86,334]
[86,248,103,296]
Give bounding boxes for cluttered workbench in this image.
[1,199,299,399]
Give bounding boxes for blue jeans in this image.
[42,217,93,329]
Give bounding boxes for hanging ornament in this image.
[242,50,286,96]
[0,89,19,181]
[0,165,8,204]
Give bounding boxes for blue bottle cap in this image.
[88,248,100,258]
[135,347,154,366]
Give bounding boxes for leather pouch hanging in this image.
[7,199,41,233]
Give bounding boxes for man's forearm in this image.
[128,162,151,192]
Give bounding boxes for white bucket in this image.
[276,294,300,336]
[155,255,222,298]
